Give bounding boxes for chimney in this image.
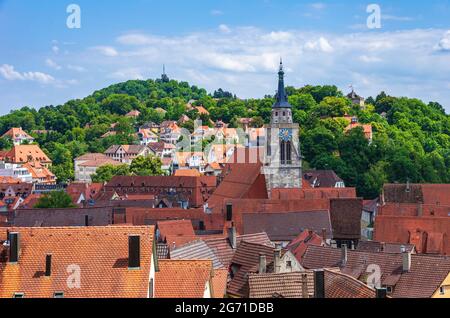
[314,270,325,298]
[341,244,348,266]
[228,225,237,249]
[226,203,233,221]
[128,235,141,269]
[45,254,52,277]
[301,273,309,298]
[376,288,387,298]
[258,253,267,274]
[9,232,19,263]
[402,250,411,272]
[417,203,423,217]
[321,228,327,243]
[273,244,282,274]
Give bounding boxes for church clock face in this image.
[279,128,292,142]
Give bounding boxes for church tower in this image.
[263,60,302,191]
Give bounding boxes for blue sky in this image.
[1,0,450,114]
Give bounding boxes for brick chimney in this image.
[9,232,19,263]
[273,244,282,274]
[314,270,325,298]
[128,235,141,269]
[402,250,411,272]
[45,254,52,277]
[228,224,237,249]
[321,228,327,243]
[341,244,348,267]
[258,253,267,274]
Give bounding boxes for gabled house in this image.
[0,226,157,298]
[1,127,34,145]
[227,241,303,298]
[2,145,52,168]
[138,128,158,145]
[302,245,450,298]
[104,145,152,164]
[303,170,345,188]
[74,153,123,182]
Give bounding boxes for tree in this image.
[130,155,164,176]
[91,164,131,183]
[0,136,13,150]
[34,191,76,209]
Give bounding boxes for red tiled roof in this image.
[0,177,21,184]
[383,184,450,206]
[271,188,357,200]
[374,214,450,254]
[212,268,228,298]
[207,162,268,212]
[324,269,377,298]
[248,271,315,298]
[227,241,275,298]
[2,127,34,140]
[302,245,450,298]
[3,145,51,164]
[155,260,213,298]
[204,232,273,267]
[0,226,154,298]
[157,220,197,249]
[174,169,202,177]
[287,230,325,262]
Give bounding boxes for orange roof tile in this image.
[4,145,51,164]
[211,268,228,298]
[155,260,213,298]
[157,220,197,249]
[2,127,34,140]
[174,169,202,177]
[0,226,154,298]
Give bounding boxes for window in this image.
[54,292,64,298]
[13,293,24,298]
[385,286,393,294]
[440,286,445,295]
[286,261,292,268]
[280,140,292,165]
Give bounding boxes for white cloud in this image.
[382,15,414,22]
[67,64,86,72]
[117,34,153,46]
[218,24,231,34]
[91,46,119,57]
[31,27,450,111]
[210,9,223,16]
[304,37,334,53]
[310,3,326,10]
[435,30,450,52]
[359,55,382,63]
[109,68,144,80]
[52,45,60,54]
[45,58,62,70]
[0,64,54,84]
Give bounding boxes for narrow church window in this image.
[280,140,286,164]
[286,141,292,164]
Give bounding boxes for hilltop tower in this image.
[263,60,302,191]
[161,64,170,82]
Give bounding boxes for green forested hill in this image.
[0,78,448,199]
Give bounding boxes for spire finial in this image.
[273,59,291,109]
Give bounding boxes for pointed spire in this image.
[161,64,169,82]
[273,58,292,108]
